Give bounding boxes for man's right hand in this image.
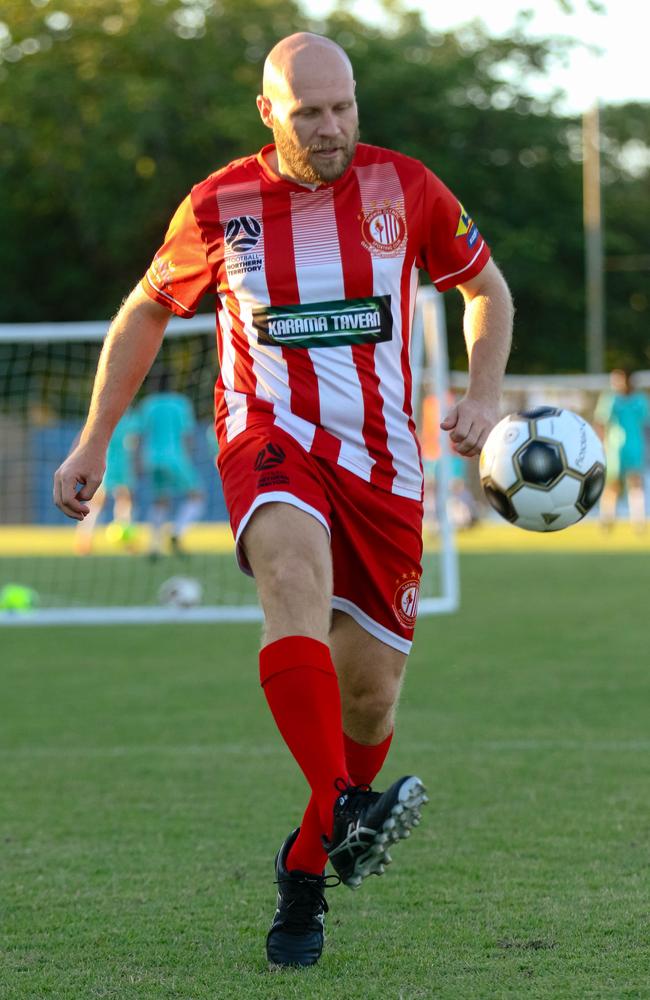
[53,444,106,520]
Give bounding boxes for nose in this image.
[317,109,340,138]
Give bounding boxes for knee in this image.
[343,683,399,734]
[263,555,329,603]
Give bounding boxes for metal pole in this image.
[582,102,605,373]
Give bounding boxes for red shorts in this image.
[218,422,423,652]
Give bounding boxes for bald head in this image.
[257,33,359,185]
[262,33,354,101]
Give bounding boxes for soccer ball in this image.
[157,576,203,608]
[479,406,606,531]
[0,583,39,612]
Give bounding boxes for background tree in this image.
[0,0,648,371]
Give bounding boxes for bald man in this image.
[54,32,513,969]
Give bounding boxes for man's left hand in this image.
[440,396,500,457]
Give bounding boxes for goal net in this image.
[0,287,459,626]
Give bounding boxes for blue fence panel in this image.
[31,423,228,525]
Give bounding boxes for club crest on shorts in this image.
[360,201,407,256]
[393,574,420,628]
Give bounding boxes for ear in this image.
[256,94,274,130]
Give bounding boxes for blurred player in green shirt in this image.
[138,370,204,557]
[594,369,649,531]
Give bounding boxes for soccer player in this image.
[594,368,649,531]
[137,369,204,558]
[53,33,513,968]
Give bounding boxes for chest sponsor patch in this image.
[252,295,393,349]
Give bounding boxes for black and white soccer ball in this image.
[157,576,203,608]
[479,406,606,531]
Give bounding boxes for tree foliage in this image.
[1,0,648,371]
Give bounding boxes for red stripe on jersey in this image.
[334,176,396,489]
[224,290,257,398]
[261,182,321,430]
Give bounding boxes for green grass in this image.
[2,551,650,999]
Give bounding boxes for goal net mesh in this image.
[0,290,458,625]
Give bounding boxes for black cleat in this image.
[323,776,428,889]
[266,828,336,969]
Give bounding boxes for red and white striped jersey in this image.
[141,143,490,499]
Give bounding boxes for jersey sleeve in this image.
[141,194,214,317]
[417,168,491,292]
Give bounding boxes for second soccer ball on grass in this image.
[479,406,606,531]
[157,576,204,608]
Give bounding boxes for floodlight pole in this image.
[582,101,605,373]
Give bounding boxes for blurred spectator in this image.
[421,389,479,529]
[594,369,649,531]
[138,370,204,558]
[75,409,140,555]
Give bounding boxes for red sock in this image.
[286,729,394,874]
[344,729,393,786]
[260,636,349,841]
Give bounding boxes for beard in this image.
[273,121,360,184]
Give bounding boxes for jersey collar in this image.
[256,143,355,191]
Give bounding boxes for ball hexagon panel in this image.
[514,505,582,532]
[511,474,583,529]
[482,479,518,522]
[519,406,562,420]
[515,439,566,488]
[577,462,606,514]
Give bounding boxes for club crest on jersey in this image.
[393,574,420,628]
[360,201,407,256]
[455,204,479,248]
[149,254,176,289]
[224,215,262,254]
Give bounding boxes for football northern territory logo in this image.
[254,443,286,471]
[225,216,262,253]
[224,215,263,276]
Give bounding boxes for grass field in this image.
[2,547,650,998]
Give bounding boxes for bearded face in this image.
[272,118,360,184]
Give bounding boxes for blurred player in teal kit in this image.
[138,370,205,557]
[594,369,649,531]
[75,408,140,554]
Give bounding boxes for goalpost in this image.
[0,287,459,626]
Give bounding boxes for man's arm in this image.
[440,258,514,456]
[53,285,172,519]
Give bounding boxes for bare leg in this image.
[599,481,620,529]
[626,472,646,530]
[329,610,407,745]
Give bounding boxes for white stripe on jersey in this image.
[290,188,373,481]
[145,273,194,315]
[432,241,485,285]
[354,162,422,496]
[217,306,241,440]
[216,181,293,438]
[223,388,249,439]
